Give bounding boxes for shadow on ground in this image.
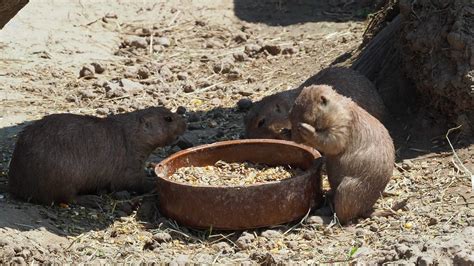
[233,0,373,26]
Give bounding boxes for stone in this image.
[152,232,172,243]
[236,232,255,250]
[156,37,171,47]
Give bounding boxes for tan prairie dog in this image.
[244,67,387,140]
[8,107,186,205]
[289,84,395,224]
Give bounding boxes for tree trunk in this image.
[0,0,29,29]
[343,0,474,130]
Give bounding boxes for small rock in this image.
[91,62,106,74]
[287,241,299,251]
[244,44,262,56]
[262,44,281,55]
[120,79,143,92]
[173,254,190,265]
[13,246,22,253]
[233,32,248,43]
[159,66,173,81]
[79,65,95,79]
[353,246,373,258]
[227,68,241,80]
[233,51,248,62]
[212,242,233,254]
[197,78,211,88]
[282,47,297,55]
[125,36,147,49]
[213,60,233,74]
[401,159,414,170]
[417,255,435,266]
[11,256,25,265]
[200,55,211,62]
[156,37,171,47]
[211,98,222,106]
[206,39,224,49]
[428,217,438,226]
[137,67,150,79]
[153,45,163,53]
[96,108,109,115]
[369,225,378,232]
[182,83,195,93]
[177,72,188,81]
[79,89,96,99]
[152,232,172,243]
[0,239,9,247]
[236,232,255,250]
[453,251,474,265]
[238,90,252,97]
[261,229,282,239]
[195,20,206,26]
[237,98,253,111]
[176,106,187,115]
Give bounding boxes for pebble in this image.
[156,37,171,47]
[91,62,106,74]
[120,79,143,92]
[79,65,94,79]
[11,256,26,265]
[244,44,262,56]
[177,72,188,81]
[237,98,253,111]
[233,51,247,62]
[159,66,173,81]
[402,159,414,170]
[236,232,255,250]
[152,232,172,243]
[96,107,109,115]
[282,47,297,55]
[261,229,282,239]
[262,44,281,55]
[233,32,248,43]
[428,217,438,226]
[227,68,241,80]
[417,255,435,266]
[182,83,195,93]
[137,67,150,79]
[126,36,147,49]
[213,60,233,74]
[212,242,233,253]
[79,89,96,99]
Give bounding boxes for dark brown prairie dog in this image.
[289,84,395,224]
[8,107,186,205]
[244,67,387,140]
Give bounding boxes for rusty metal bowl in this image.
[155,139,323,230]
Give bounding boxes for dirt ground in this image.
[1,0,473,264]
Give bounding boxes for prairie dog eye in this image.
[275,104,282,113]
[164,116,173,122]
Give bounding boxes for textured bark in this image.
[344,0,473,127]
[0,0,29,29]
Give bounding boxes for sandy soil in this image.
[0,0,473,264]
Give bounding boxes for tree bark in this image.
[0,0,29,29]
[343,0,474,128]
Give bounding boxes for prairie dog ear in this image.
[320,95,328,106]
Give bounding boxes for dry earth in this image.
[0,0,473,264]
